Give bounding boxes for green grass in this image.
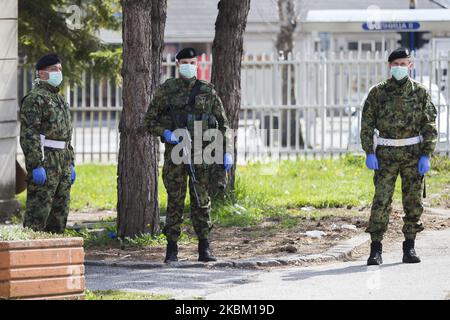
[85,289,170,300]
[210,155,450,226]
[0,225,69,241]
[64,222,194,249]
[15,155,450,230]
[16,164,167,212]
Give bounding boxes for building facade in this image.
[0,0,19,220]
[99,0,450,57]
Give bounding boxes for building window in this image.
[348,42,358,51]
[375,41,383,51]
[361,42,372,51]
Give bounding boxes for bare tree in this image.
[117,0,167,237]
[211,0,251,192]
[276,0,305,148]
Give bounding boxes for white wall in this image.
[0,0,19,217]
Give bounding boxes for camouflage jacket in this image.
[144,77,232,157]
[360,77,437,156]
[20,80,75,170]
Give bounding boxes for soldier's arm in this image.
[144,85,167,138]
[420,90,438,157]
[360,88,377,154]
[68,143,75,166]
[20,94,44,170]
[211,89,233,154]
[63,99,75,166]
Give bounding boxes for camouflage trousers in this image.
[162,160,212,242]
[23,149,72,234]
[366,145,425,242]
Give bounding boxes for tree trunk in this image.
[211,0,251,192]
[117,0,167,238]
[276,0,305,149]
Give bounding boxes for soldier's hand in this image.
[224,153,233,172]
[32,167,47,185]
[70,165,76,185]
[365,154,379,170]
[418,155,430,175]
[163,129,179,144]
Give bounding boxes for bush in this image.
[0,225,69,241]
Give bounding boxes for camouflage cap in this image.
[388,48,411,63]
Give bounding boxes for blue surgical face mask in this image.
[45,71,63,87]
[390,66,409,81]
[179,63,197,79]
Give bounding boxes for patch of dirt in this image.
[425,185,450,209]
[68,210,116,225]
[84,205,450,263]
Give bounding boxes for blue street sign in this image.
[362,21,421,31]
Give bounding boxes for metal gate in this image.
[17,50,450,164]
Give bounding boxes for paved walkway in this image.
[85,228,450,300]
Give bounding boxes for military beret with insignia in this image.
[176,47,197,60]
[35,53,62,70]
[388,48,411,63]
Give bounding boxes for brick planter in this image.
[0,237,85,300]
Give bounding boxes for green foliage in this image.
[85,289,170,300]
[431,155,450,172]
[19,0,122,83]
[65,222,193,248]
[0,225,69,241]
[89,46,123,82]
[123,233,167,247]
[64,227,115,248]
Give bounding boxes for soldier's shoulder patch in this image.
[198,79,213,86]
[161,78,177,89]
[375,79,389,89]
[21,90,47,107]
[162,78,176,85]
[364,83,381,98]
[410,78,427,92]
[198,80,214,93]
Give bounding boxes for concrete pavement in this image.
[85,228,450,300]
[206,228,450,300]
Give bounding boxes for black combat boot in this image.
[367,241,383,266]
[164,241,178,263]
[402,240,421,263]
[198,239,217,262]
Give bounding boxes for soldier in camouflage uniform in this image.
[144,48,233,262]
[20,54,76,233]
[360,48,437,265]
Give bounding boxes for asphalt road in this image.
[85,228,450,300]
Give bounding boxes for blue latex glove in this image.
[32,167,47,185]
[418,155,430,175]
[163,129,179,144]
[107,231,117,239]
[365,154,379,170]
[70,165,76,185]
[224,153,233,172]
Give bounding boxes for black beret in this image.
[176,47,197,60]
[35,53,61,70]
[388,48,411,63]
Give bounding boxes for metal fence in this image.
[17,50,450,164]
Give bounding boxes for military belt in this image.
[376,135,423,147]
[40,134,68,149]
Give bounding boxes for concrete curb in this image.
[84,233,370,270]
